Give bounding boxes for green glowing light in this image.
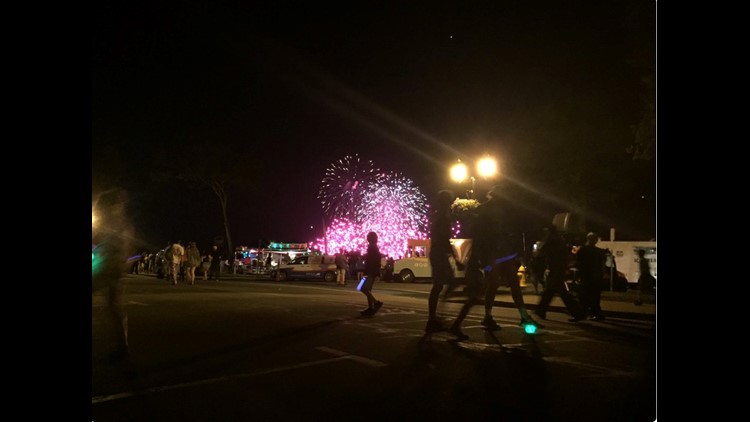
[92,248,102,275]
[524,323,537,334]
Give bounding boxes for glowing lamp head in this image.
[450,162,468,183]
[524,323,537,334]
[476,156,498,179]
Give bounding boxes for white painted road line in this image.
[93,347,388,405]
[316,346,390,367]
[542,356,640,378]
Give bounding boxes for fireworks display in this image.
[308,218,367,255]
[314,158,429,258]
[357,172,428,257]
[318,154,380,223]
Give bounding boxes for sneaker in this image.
[520,316,545,329]
[425,318,447,333]
[373,301,383,313]
[449,326,469,341]
[568,316,585,323]
[481,317,502,331]
[360,307,375,316]
[591,315,606,321]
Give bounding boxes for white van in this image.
[393,239,472,282]
[597,241,657,288]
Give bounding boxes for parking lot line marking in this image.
[346,355,389,367]
[315,346,349,357]
[92,355,349,404]
[542,356,640,378]
[316,346,389,367]
[93,347,389,404]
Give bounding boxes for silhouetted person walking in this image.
[449,185,541,340]
[209,245,221,281]
[425,190,456,333]
[576,232,606,320]
[184,241,201,285]
[634,249,655,305]
[170,240,185,285]
[534,226,587,322]
[92,188,134,362]
[359,232,383,316]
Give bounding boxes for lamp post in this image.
[450,156,498,199]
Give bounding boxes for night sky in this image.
[92,1,656,252]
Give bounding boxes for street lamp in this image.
[450,156,498,199]
[477,156,497,179]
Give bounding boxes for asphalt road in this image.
[92,274,656,422]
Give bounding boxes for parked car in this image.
[269,255,337,282]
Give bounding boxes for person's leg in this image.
[530,270,540,294]
[429,257,451,318]
[108,279,129,360]
[577,278,593,317]
[483,271,499,318]
[371,276,382,311]
[425,283,447,328]
[360,276,376,313]
[479,268,502,329]
[634,278,644,305]
[428,283,443,319]
[449,295,476,340]
[361,289,377,315]
[536,278,556,319]
[591,283,603,319]
[553,271,586,320]
[500,262,533,321]
[449,266,480,339]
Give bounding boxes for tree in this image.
[185,145,262,258]
[146,140,262,258]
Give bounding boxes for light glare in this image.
[450,162,468,183]
[477,157,497,178]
